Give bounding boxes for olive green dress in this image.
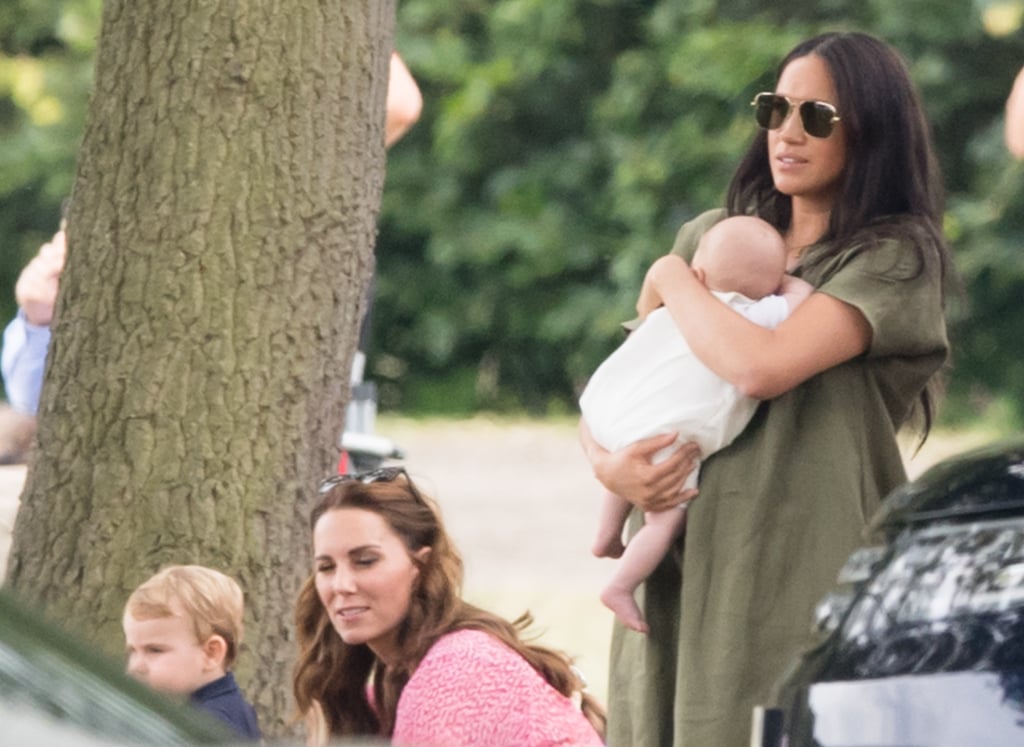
[605,209,949,747]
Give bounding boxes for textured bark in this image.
[7,0,394,733]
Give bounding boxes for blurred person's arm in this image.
[2,313,51,415]
[385,52,422,148]
[1006,66,1024,158]
[1,230,65,415]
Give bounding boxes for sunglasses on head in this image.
[751,92,841,139]
[318,466,426,503]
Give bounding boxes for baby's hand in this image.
[778,273,815,312]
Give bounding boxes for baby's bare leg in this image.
[592,488,633,558]
[601,507,687,634]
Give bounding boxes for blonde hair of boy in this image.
[125,565,245,670]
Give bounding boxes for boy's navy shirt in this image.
[190,671,262,740]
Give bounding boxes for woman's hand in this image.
[579,419,700,512]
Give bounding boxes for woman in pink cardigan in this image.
[292,467,606,746]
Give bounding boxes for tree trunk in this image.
[7,0,395,733]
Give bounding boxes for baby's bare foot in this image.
[600,585,649,634]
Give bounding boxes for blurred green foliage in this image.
[0,0,99,330]
[3,0,1023,426]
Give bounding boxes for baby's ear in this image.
[202,634,229,669]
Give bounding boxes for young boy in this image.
[123,564,262,740]
[579,215,813,633]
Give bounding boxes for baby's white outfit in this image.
[579,291,790,493]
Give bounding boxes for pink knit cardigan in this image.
[390,629,604,747]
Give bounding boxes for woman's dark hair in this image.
[727,31,956,438]
[291,473,606,740]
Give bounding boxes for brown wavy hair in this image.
[291,470,606,742]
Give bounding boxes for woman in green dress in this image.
[580,31,956,746]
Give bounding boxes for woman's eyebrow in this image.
[314,544,382,561]
[347,544,382,555]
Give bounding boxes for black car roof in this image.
[870,436,1024,532]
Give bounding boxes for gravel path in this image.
[389,416,607,589]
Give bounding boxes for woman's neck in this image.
[785,199,832,267]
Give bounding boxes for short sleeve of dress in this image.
[813,237,948,360]
[670,208,727,262]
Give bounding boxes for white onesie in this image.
[579,291,790,492]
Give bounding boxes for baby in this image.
[580,215,813,633]
[123,564,262,740]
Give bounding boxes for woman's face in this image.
[768,53,847,210]
[313,507,426,665]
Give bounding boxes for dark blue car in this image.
[757,437,1024,747]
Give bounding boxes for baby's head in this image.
[691,215,787,299]
[123,565,245,697]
